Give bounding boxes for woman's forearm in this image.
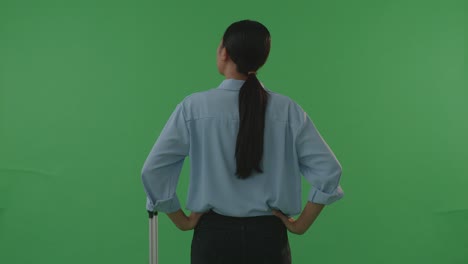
[297,201,325,232]
[167,209,188,230]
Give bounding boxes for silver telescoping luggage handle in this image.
[148,210,158,264]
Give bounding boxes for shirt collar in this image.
[217,78,269,91]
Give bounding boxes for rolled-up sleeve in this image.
[141,102,190,213]
[295,109,344,205]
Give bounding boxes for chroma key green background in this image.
[0,0,466,263]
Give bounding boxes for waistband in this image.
[204,209,277,220]
[199,209,284,229]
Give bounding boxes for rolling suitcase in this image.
[148,210,158,264]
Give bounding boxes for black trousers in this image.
[191,209,292,264]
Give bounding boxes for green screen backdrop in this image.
[0,0,466,263]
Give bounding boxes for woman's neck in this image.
[223,63,248,80]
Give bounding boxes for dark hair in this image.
[222,19,271,179]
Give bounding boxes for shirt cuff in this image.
[146,195,181,213]
[308,185,345,205]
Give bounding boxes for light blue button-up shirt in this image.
[141,78,344,217]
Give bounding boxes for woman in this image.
[141,19,345,264]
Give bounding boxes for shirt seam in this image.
[295,110,307,139]
[179,103,191,154]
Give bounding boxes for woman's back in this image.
[146,77,344,218]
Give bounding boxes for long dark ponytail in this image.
[221,20,271,179]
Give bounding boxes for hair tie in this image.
[248,71,257,75]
